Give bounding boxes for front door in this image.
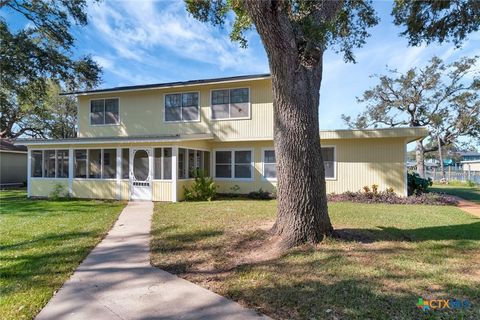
[130,148,152,200]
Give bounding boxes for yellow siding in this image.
[120,180,130,200]
[176,180,195,201]
[77,79,273,141]
[72,180,116,199]
[30,179,68,197]
[152,181,172,201]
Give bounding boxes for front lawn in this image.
[0,190,125,320]
[431,184,480,204]
[151,200,480,320]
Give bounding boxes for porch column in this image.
[27,149,31,198]
[171,146,178,203]
[116,147,122,200]
[68,149,73,196]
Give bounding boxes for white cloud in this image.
[86,0,268,74]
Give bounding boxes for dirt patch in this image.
[454,197,480,217]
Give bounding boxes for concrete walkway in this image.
[36,202,269,320]
[454,197,480,218]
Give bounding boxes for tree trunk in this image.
[437,134,446,180]
[244,1,335,248]
[416,140,426,178]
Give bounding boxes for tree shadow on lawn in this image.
[335,221,480,242]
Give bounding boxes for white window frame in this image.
[177,147,211,180]
[210,87,251,121]
[89,97,120,126]
[213,148,254,181]
[261,148,277,182]
[321,145,337,181]
[163,91,201,123]
[71,148,117,181]
[30,148,69,180]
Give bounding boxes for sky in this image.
[3,0,480,131]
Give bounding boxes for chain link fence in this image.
[425,168,480,184]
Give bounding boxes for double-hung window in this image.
[262,149,276,180]
[214,150,253,180]
[261,147,336,180]
[211,88,249,119]
[165,92,199,122]
[90,98,119,125]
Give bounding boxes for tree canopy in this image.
[0,0,101,138]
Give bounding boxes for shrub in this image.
[247,188,273,200]
[50,183,69,199]
[328,189,458,206]
[183,170,218,201]
[407,171,432,195]
[466,180,476,187]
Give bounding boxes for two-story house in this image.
[17,74,427,201]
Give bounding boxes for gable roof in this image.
[62,73,271,96]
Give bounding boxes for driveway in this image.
[36,201,269,320]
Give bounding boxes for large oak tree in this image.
[0,0,101,138]
[184,0,480,248]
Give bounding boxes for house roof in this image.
[14,133,214,146]
[14,127,427,147]
[62,73,272,96]
[0,139,27,153]
[459,151,480,157]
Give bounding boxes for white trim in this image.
[73,76,271,96]
[27,149,31,197]
[68,149,73,196]
[116,147,122,200]
[261,148,277,182]
[163,91,201,123]
[213,148,254,181]
[210,87,251,121]
[88,97,121,126]
[171,146,178,202]
[321,145,337,181]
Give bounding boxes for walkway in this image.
[454,197,480,218]
[36,202,269,320]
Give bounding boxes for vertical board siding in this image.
[30,179,68,197]
[152,181,172,201]
[120,180,130,200]
[72,180,116,199]
[77,79,273,141]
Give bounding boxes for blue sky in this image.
[4,0,480,130]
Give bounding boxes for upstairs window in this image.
[165,92,199,122]
[211,88,249,120]
[90,98,119,125]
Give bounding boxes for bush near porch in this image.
[0,190,126,320]
[151,200,480,320]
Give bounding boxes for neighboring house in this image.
[461,160,480,172]
[16,74,427,201]
[0,139,27,187]
[459,151,480,162]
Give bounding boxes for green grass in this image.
[151,200,480,320]
[431,183,480,204]
[0,190,125,320]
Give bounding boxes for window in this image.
[90,98,119,125]
[188,149,195,178]
[165,92,199,122]
[122,149,129,179]
[322,147,335,179]
[260,147,336,180]
[211,88,249,119]
[102,149,117,178]
[203,151,211,176]
[56,150,69,178]
[31,151,43,177]
[44,150,56,178]
[154,148,173,180]
[214,150,252,179]
[263,149,276,180]
[88,149,101,178]
[75,150,87,178]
